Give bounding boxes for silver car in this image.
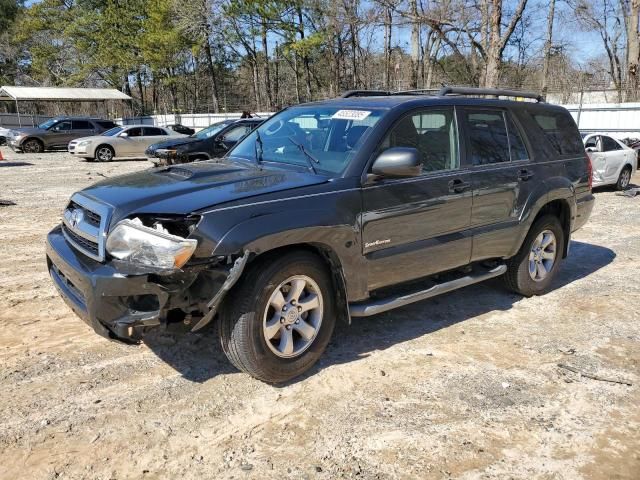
[68,125,185,162]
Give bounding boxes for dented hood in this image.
[79,158,328,224]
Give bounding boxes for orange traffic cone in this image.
[0,149,4,161]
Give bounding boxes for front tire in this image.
[219,251,336,383]
[22,138,43,153]
[503,215,565,297]
[95,145,114,162]
[616,166,632,190]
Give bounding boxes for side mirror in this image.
[585,146,596,153]
[120,132,129,138]
[371,147,422,179]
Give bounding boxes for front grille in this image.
[68,201,101,228]
[62,224,99,256]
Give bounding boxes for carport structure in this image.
[0,86,132,126]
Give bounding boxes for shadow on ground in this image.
[144,240,616,384]
[0,162,33,167]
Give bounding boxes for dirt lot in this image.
[0,147,638,480]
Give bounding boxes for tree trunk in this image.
[261,19,274,110]
[409,0,420,89]
[203,40,220,113]
[541,0,556,95]
[136,69,145,115]
[625,0,640,100]
[384,7,392,90]
[484,0,503,88]
[296,6,312,100]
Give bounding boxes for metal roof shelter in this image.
[0,86,132,126]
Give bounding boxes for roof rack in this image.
[438,86,544,102]
[341,90,391,98]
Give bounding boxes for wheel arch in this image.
[531,199,572,259]
[243,242,351,325]
[95,143,115,158]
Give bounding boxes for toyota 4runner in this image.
[46,87,595,383]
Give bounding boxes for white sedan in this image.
[68,125,185,162]
[584,133,637,190]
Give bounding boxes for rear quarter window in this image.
[527,110,583,156]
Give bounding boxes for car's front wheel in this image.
[219,251,336,383]
[503,214,565,297]
[22,138,43,153]
[95,145,114,162]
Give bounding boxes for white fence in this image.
[115,112,273,131]
[561,103,640,139]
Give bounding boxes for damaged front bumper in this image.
[46,225,236,343]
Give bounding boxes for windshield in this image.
[38,119,58,129]
[229,106,385,174]
[102,127,124,136]
[194,121,233,139]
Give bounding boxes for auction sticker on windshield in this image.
[331,110,372,121]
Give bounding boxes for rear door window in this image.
[529,111,583,155]
[143,127,165,136]
[126,127,143,137]
[506,114,529,161]
[602,136,622,151]
[72,120,93,130]
[464,110,510,165]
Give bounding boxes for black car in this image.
[167,124,195,136]
[146,118,264,166]
[8,117,119,153]
[46,87,594,383]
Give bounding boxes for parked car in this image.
[68,125,185,162]
[583,133,637,189]
[0,126,11,145]
[8,117,119,153]
[620,137,640,168]
[146,118,264,166]
[46,87,594,383]
[167,124,195,136]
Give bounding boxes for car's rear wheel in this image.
[22,138,43,153]
[95,145,114,162]
[616,166,632,190]
[503,214,564,297]
[219,251,336,383]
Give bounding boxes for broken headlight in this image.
[106,218,197,270]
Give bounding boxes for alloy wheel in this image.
[528,229,557,282]
[262,275,324,358]
[97,147,113,162]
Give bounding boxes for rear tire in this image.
[503,215,565,297]
[616,166,632,190]
[219,251,336,383]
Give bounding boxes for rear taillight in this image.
[585,152,593,189]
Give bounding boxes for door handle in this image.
[518,169,534,181]
[448,179,471,193]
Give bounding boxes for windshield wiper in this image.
[255,129,264,167]
[287,137,319,174]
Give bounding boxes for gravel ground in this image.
[0,147,639,480]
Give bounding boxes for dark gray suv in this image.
[46,87,594,383]
[9,117,119,153]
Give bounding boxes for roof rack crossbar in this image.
[340,90,391,98]
[438,86,544,102]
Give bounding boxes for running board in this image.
[349,264,507,317]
